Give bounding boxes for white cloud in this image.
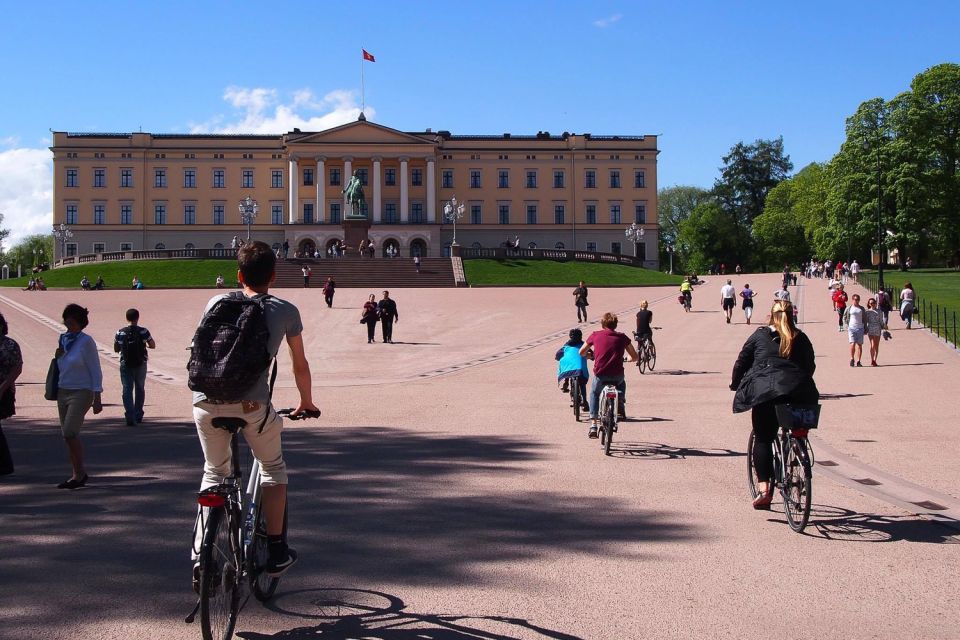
[593,13,623,28]
[189,87,373,134]
[0,146,53,249]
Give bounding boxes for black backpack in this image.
[187,293,273,402]
[119,326,147,367]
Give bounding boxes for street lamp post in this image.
[238,196,260,243]
[443,195,466,247]
[666,244,675,274]
[864,136,885,292]
[52,222,74,264]
[625,222,645,258]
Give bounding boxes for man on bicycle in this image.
[192,241,320,579]
[580,312,638,438]
[680,277,693,308]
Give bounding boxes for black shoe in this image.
[267,548,298,577]
[57,473,88,489]
[581,403,590,412]
[560,383,569,393]
[125,418,135,427]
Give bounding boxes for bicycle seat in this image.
[211,417,248,433]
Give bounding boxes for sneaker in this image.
[588,422,599,439]
[752,490,773,510]
[266,548,298,577]
[849,359,855,367]
[856,361,862,367]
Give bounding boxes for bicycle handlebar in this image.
[276,408,322,420]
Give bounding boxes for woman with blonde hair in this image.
[730,300,818,509]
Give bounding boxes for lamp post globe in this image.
[443,195,466,247]
[52,222,74,263]
[625,222,645,258]
[238,196,260,242]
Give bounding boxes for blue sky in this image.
[1,1,958,244]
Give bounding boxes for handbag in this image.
[44,357,60,401]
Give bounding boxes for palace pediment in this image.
[285,120,435,148]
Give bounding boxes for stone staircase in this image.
[272,257,457,288]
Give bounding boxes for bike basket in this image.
[775,404,821,430]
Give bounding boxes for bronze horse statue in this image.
[342,170,366,219]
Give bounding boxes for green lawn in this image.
[858,268,960,312]
[0,259,237,289]
[463,259,682,286]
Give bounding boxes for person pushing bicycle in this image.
[580,313,638,439]
[190,241,320,582]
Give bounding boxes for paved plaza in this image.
[1,273,958,639]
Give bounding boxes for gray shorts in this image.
[848,327,865,345]
[57,388,95,438]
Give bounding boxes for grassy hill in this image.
[463,259,681,286]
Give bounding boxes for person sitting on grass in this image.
[555,328,590,413]
[80,276,91,291]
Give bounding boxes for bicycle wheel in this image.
[250,503,280,601]
[199,506,241,640]
[783,437,813,532]
[603,399,614,456]
[746,430,759,500]
[637,344,647,374]
[571,381,581,422]
[647,342,656,371]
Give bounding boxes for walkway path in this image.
[1,274,957,639]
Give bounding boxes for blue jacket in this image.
[555,342,589,381]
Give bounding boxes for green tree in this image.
[677,201,740,274]
[657,185,710,272]
[6,234,54,273]
[713,137,794,227]
[752,180,809,269]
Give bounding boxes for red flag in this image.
[362,49,376,62]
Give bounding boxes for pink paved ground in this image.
[1,274,958,640]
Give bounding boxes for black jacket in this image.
[731,327,818,413]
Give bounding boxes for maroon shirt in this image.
[585,328,631,377]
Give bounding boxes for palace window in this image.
[526,204,537,224]
[120,204,132,225]
[66,204,78,224]
[384,203,399,224]
[242,169,254,189]
[411,202,425,223]
[213,169,225,188]
[330,167,341,186]
[554,204,565,225]
[526,170,537,188]
[184,169,197,188]
[585,170,596,188]
[610,204,621,224]
[635,203,647,223]
[612,242,622,254]
[93,204,105,224]
[271,204,283,224]
[498,204,510,224]
[610,170,621,189]
[66,169,78,187]
[154,204,166,224]
[120,243,133,251]
[184,205,196,225]
[271,170,283,189]
[213,204,225,225]
[93,242,105,254]
[554,170,564,188]
[470,204,482,224]
[303,168,314,186]
[303,203,314,224]
[442,169,454,189]
[586,241,597,252]
[94,169,106,188]
[470,170,481,188]
[155,168,167,188]
[385,168,396,186]
[586,204,597,224]
[635,170,646,188]
[498,170,509,188]
[120,168,133,188]
[412,168,423,186]
[329,202,341,224]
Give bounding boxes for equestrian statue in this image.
[342,170,366,219]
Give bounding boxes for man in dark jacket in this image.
[378,291,399,343]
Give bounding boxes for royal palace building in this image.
[51,117,659,266]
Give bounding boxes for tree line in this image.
[660,63,960,274]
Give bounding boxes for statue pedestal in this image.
[343,218,370,254]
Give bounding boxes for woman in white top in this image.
[843,294,866,367]
[900,281,916,329]
[864,298,884,366]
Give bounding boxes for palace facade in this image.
[50,117,659,266]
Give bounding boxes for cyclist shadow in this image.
[243,587,585,639]
[648,369,719,376]
[608,442,745,461]
[769,504,959,544]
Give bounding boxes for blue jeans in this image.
[120,362,147,423]
[589,375,626,420]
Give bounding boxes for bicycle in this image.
[597,383,619,456]
[680,292,692,312]
[568,376,586,422]
[186,408,321,640]
[633,330,658,374]
[746,403,820,533]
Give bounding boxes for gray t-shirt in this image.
[192,292,303,405]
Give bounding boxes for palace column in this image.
[288,156,299,223]
[399,157,409,222]
[426,157,437,222]
[315,156,325,223]
[372,156,382,223]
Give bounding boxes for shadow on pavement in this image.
[806,505,960,544]
[609,441,745,461]
[0,419,697,635]
[242,587,584,639]
[820,393,873,400]
[876,362,943,368]
[649,369,719,376]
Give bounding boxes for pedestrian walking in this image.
[774,284,791,302]
[358,239,368,257]
[378,290,399,344]
[282,240,289,260]
[864,298,883,366]
[843,294,866,366]
[720,279,736,324]
[740,284,756,325]
[876,287,892,329]
[0,312,23,476]
[301,265,312,288]
[113,308,156,426]
[322,277,336,308]
[54,304,103,489]
[900,281,916,329]
[573,281,589,323]
[414,255,421,274]
[361,294,379,343]
[850,259,860,282]
[832,284,848,332]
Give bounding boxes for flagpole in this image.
[361,49,365,116]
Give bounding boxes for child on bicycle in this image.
[555,328,590,412]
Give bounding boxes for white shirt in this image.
[846,305,864,330]
[774,289,791,301]
[720,284,736,299]
[850,261,860,274]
